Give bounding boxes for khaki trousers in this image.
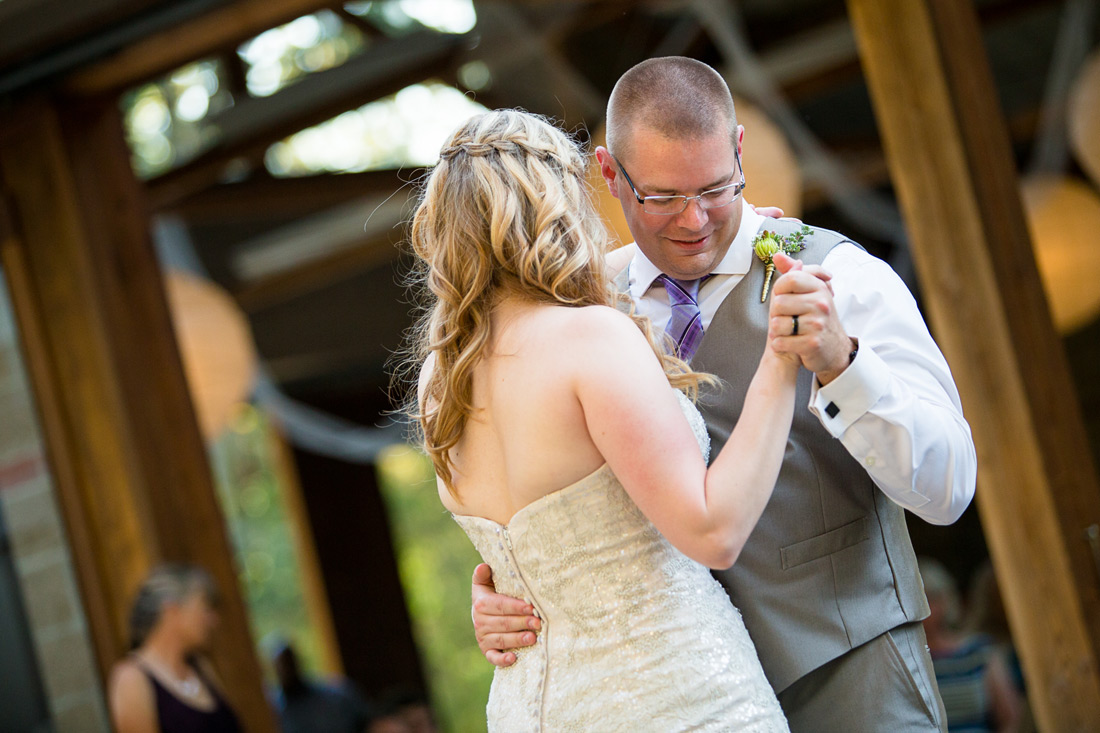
[776,622,947,732]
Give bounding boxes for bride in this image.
[403,108,796,731]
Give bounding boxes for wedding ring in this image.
[791,315,799,336]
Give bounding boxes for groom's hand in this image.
[769,252,853,384]
[471,563,541,667]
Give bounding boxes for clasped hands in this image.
[767,252,854,386]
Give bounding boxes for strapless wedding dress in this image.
[452,392,788,732]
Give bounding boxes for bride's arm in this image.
[466,327,796,663]
[573,307,798,569]
[464,312,795,664]
[604,244,634,278]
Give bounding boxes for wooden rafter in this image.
[64,0,338,94]
[145,30,464,208]
[235,228,405,313]
[162,169,423,223]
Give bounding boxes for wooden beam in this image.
[0,0,161,70]
[64,0,335,95]
[146,31,463,209]
[162,169,424,223]
[0,96,278,731]
[847,1,1100,730]
[468,4,603,128]
[334,6,380,39]
[0,99,157,682]
[230,190,410,311]
[290,448,427,698]
[63,97,279,733]
[267,425,345,676]
[729,0,1062,105]
[235,230,402,313]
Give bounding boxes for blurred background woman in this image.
[108,564,242,733]
[919,557,1021,733]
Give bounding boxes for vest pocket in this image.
[780,516,871,570]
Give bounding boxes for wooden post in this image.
[847,0,1100,729]
[268,424,345,677]
[0,97,277,732]
[0,101,146,690]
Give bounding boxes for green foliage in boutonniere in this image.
[753,225,811,302]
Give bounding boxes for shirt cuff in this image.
[808,343,891,438]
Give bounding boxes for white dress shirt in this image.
[623,200,977,525]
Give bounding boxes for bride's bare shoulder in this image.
[556,305,648,356]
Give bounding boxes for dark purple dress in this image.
[138,662,243,733]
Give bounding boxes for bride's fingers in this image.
[772,252,802,274]
[799,264,834,295]
[799,264,833,282]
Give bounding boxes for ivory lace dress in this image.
[452,392,789,732]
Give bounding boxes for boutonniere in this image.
[753,225,811,302]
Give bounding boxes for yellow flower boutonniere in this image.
[752,225,811,302]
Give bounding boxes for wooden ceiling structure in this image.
[3,1,1100,731]
[5,0,1086,400]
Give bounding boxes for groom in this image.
[471,57,976,731]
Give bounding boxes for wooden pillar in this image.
[292,446,426,698]
[847,0,1100,729]
[268,425,344,677]
[0,97,276,732]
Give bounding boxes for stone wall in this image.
[0,271,109,732]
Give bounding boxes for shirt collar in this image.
[627,199,764,298]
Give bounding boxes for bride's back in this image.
[406,109,700,530]
[438,300,609,524]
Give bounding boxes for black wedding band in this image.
[791,315,799,336]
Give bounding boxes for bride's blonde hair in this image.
[404,109,710,495]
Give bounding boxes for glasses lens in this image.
[700,183,742,209]
[642,196,687,215]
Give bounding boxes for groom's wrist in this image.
[815,338,858,386]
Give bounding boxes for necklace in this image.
[137,652,203,698]
[177,674,201,698]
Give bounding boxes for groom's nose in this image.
[674,197,709,230]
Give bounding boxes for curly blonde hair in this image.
[404,109,710,496]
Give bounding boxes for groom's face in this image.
[599,124,745,281]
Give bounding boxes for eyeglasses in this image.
[611,150,746,216]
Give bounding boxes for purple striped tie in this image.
[657,274,708,362]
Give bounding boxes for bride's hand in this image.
[766,255,808,371]
[765,337,803,371]
[769,253,855,385]
[604,245,633,278]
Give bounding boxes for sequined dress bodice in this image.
[452,392,788,732]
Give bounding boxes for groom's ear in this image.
[594,147,621,200]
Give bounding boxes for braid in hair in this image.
[402,109,711,497]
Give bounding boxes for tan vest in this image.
[622,219,929,693]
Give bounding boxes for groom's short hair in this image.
[605,56,738,160]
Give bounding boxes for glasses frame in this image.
[610,149,747,216]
